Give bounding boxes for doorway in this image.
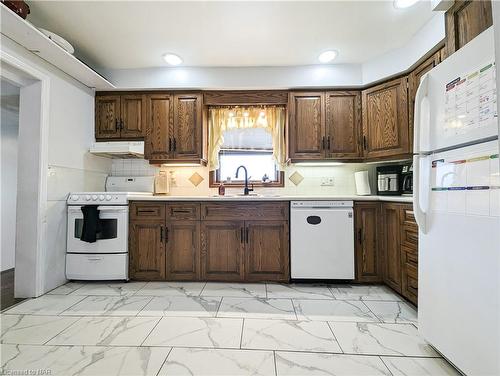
[0,79,22,309]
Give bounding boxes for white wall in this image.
[1,36,111,295]
[102,13,445,90]
[1,81,20,271]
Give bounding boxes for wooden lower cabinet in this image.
[129,221,166,280]
[245,221,289,282]
[354,202,382,282]
[382,203,403,293]
[200,221,245,281]
[166,221,200,280]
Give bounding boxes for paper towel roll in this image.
[355,171,371,196]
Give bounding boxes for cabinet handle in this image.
[240,227,244,243]
[119,119,124,130]
[321,136,325,150]
[358,229,362,244]
[115,119,119,131]
[327,136,331,151]
[245,227,249,243]
[168,138,172,152]
[160,226,164,243]
[363,136,367,150]
[173,138,177,151]
[165,226,169,243]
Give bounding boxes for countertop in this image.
[128,194,413,204]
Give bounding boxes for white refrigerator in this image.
[414,27,499,376]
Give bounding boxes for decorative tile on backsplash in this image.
[111,159,159,176]
[188,172,204,187]
[289,171,304,186]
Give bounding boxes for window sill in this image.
[209,171,285,188]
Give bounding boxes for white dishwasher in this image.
[290,201,354,279]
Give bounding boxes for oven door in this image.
[67,205,128,253]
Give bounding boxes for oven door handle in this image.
[97,206,129,212]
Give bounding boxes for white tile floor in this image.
[1,282,460,376]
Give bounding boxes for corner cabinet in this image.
[288,91,361,161]
[354,202,382,283]
[95,94,146,140]
[381,202,419,305]
[361,77,410,159]
[145,93,205,164]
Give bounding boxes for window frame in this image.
[210,149,284,188]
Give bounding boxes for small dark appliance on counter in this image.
[401,163,413,195]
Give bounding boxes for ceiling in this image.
[26,1,435,70]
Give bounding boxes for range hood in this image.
[89,141,144,158]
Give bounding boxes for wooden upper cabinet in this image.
[165,220,200,281]
[245,220,289,282]
[95,94,145,140]
[445,0,493,57]
[129,221,166,280]
[95,96,121,139]
[325,91,361,159]
[145,94,173,161]
[173,94,203,160]
[354,202,382,283]
[200,221,245,281]
[120,95,146,139]
[382,203,402,293]
[288,92,325,160]
[408,52,441,152]
[362,77,409,159]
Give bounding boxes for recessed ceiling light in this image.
[393,0,419,9]
[318,50,338,64]
[162,53,183,66]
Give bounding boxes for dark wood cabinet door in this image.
[288,92,325,160]
[244,221,289,282]
[129,222,166,280]
[408,52,440,152]
[145,94,173,161]
[166,221,200,280]
[354,202,382,283]
[325,91,361,159]
[445,0,493,57]
[95,95,121,139]
[200,221,244,281]
[362,78,409,159]
[382,203,402,293]
[173,94,203,160]
[121,94,146,139]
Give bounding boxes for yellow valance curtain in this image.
[208,106,286,171]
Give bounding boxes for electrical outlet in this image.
[320,177,335,186]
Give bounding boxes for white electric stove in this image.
[66,176,154,281]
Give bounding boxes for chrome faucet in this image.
[235,165,253,195]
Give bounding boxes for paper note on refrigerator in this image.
[444,62,497,137]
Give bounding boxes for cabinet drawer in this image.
[403,262,418,296]
[402,245,418,266]
[401,206,417,228]
[202,202,289,221]
[401,225,418,249]
[130,202,165,221]
[166,203,200,220]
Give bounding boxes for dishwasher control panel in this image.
[291,200,353,208]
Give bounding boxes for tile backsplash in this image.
[110,159,377,196]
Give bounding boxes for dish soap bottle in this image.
[218,181,226,196]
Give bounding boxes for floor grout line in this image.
[273,350,278,376]
[139,317,163,347]
[239,318,245,349]
[154,347,173,376]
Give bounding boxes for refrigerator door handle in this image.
[413,73,429,154]
[413,155,427,234]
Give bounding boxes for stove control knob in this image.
[99,195,105,201]
[92,195,98,201]
[105,195,112,201]
[71,195,79,201]
[85,195,91,201]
